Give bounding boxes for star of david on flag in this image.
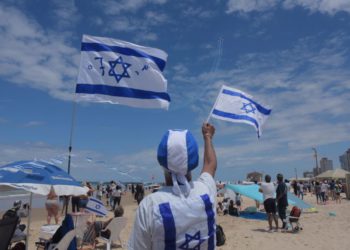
[75,34,170,109]
[208,85,272,138]
[179,231,205,250]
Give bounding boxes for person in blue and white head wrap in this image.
[128,123,217,250]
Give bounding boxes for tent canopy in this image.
[315,168,350,179]
[225,184,313,210]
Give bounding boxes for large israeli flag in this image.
[209,85,271,137]
[76,35,170,109]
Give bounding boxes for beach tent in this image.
[0,160,88,250]
[225,184,313,210]
[315,168,350,180]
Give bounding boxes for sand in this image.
[8,192,350,250]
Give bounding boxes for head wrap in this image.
[157,129,199,197]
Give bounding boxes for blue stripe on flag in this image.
[212,109,260,135]
[159,203,176,250]
[76,84,171,102]
[89,197,103,206]
[81,42,166,71]
[200,194,215,250]
[222,89,271,115]
[85,206,106,216]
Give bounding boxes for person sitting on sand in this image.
[228,200,239,217]
[259,175,278,232]
[235,192,242,211]
[217,202,224,215]
[128,123,217,249]
[45,186,60,224]
[83,205,124,247]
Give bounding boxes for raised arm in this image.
[201,123,217,177]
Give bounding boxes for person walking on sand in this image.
[276,174,288,231]
[259,175,278,232]
[128,123,217,249]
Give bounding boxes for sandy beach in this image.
[3,191,350,250]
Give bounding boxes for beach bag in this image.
[216,224,226,246]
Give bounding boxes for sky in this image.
[0,0,350,183]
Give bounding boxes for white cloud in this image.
[100,0,168,15]
[23,121,45,127]
[167,32,350,171]
[182,7,215,18]
[51,0,80,29]
[0,3,79,101]
[226,0,278,13]
[226,0,350,15]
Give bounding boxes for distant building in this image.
[246,171,263,182]
[339,149,350,171]
[319,157,333,174]
[303,171,314,178]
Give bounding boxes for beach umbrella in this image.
[0,160,88,250]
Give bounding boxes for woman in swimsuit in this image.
[45,186,60,224]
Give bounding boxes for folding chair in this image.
[0,216,19,250]
[98,217,127,250]
[49,229,76,250]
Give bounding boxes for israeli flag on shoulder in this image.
[86,197,108,217]
[76,35,170,110]
[209,85,272,138]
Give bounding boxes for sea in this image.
[0,186,47,212]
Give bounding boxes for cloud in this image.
[167,32,350,171]
[100,0,167,15]
[23,121,45,127]
[226,0,350,15]
[51,0,80,29]
[182,7,215,18]
[0,3,79,101]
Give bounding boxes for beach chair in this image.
[286,206,303,232]
[98,217,127,250]
[0,216,19,250]
[48,229,76,250]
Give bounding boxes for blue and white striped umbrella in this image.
[0,160,87,196]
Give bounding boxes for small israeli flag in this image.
[209,85,272,137]
[86,197,108,217]
[76,35,170,109]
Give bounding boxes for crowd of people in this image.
[2,122,349,249]
[290,179,344,205]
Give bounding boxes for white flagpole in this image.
[206,85,224,123]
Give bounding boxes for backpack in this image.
[216,224,226,246]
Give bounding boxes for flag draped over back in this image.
[76,35,170,109]
[210,85,271,137]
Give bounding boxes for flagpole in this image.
[67,100,77,175]
[66,97,77,215]
[206,85,223,123]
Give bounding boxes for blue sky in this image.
[0,0,350,182]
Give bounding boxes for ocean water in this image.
[0,188,47,212]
